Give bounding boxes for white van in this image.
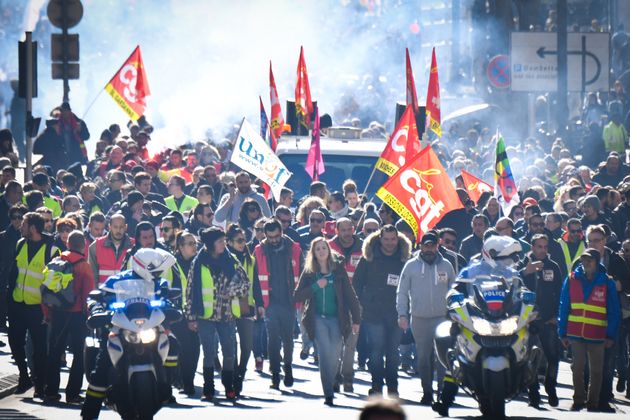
[275,127,388,199]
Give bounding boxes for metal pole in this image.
[25,32,33,182]
[62,0,69,102]
[581,35,587,99]
[451,0,461,84]
[557,0,568,135]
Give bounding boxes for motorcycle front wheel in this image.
[129,371,159,420]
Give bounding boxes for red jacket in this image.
[60,250,94,314]
[42,250,94,319]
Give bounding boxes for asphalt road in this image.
[0,331,628,420]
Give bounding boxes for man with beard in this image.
[397,231,455,405]
[216,172,271,224]
[7,212,60,396]
[134,172,166,205]
[159,215,181,253]
[253,219,303,390]
[88,214,133,286]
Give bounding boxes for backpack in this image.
[40,257,76,308]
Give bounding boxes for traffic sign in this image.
[51,33,79,62]
[47,0,83,29]
[510,32,609,92]
[487,55,510,89]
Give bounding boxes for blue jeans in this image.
[364,317,403,390]
[313,316,343,398]
[197,319,236,372]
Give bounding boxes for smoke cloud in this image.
[28,0,446,154]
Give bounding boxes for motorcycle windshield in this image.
[113,280,156,304]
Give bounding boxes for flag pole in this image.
[81,89,105,120]
[360,164,378,201]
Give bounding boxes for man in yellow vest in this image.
[31,172,62,218]
[557,218,586,275]
[164,175,198,221]
[8,212,60,396]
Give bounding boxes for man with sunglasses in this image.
[253,219,303,390]
[437,228,467,276]
[274,206,300,243]
[186,203,214,236]
[0,180,22,230]
[359,219,380,240]
[517,234,563,408]
[299,209,326,251]
[558,219,586,275]
[160,216,182,253]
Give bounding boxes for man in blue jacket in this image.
[558,248,620,413]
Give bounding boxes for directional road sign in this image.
[510,32,609,92]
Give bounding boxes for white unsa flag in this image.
[230,118,292,201]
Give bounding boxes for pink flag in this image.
[305,108,324,180]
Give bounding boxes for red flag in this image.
[405,48,419,114]
[426,47,442,137]
[259,96,277,151]
[295,46,314,128]
[460,170,494,204]
[305,108,324,180]
[375,105,421,176]
[376,146,462,242]
[269,62,284,142]
[105,46,150,121]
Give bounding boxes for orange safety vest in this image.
[95,237,130,284]
[254,241,301,308]
[328,239,362,284]
[566,274,608,341]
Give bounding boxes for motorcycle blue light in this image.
[110,302,126,310]
[150,300,165,308]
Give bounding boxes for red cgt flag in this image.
[460,169,493,204]
[269,61,284,142]
[405,48,419,114]
[105,46,150,121]
[426,47,441,137]
[375,105,421,176]
[376,146,462,242]
[295,46,314,128]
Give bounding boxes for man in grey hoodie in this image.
[396,230,455,405]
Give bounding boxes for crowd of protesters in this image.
[0,91,628,418]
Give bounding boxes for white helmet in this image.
[482,236,522,268]
[132,248,176,282]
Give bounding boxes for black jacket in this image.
[353,232,411,323]
[517,253,563,322]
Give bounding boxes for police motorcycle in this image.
[84,248,182,420]
[434,236,541,419]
